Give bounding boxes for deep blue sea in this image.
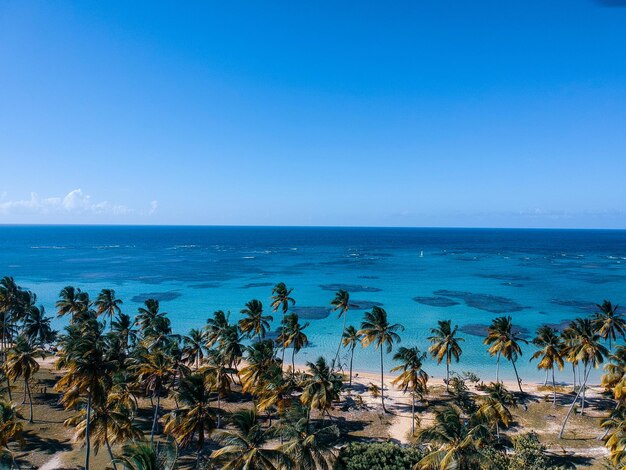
[1,225,626,383]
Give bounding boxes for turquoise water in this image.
[1,225,625,383]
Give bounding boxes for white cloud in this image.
[0,189,134,217]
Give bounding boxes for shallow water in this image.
[2,225,625,383]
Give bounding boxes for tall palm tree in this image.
[358,306,404,412]
[22,304,56,348]
[416,404,488,470]
[134,350,175,442]
[530,325,564,405]
[484,316,527,393]
[56,285,90,323]
[111,312,138,354]
[559,318,608,438]
[477,382,516,440]
[239,299,273,341]
[112,441,178,470]
[391,346,428,436]
[0,400,23,469]
[601,404,626,468]
[136,299,167,339]
[341,326,362,388]
[211,408,284,469]
[277,313,309,377]
[205,351,233,428]
[95,288,123,331]
[204,310,230,348]
[271,282,295,370]
[164,373,216,470]
[603,345,626,406]
[240,340,279,394]
[301,357,342,421]
[217,324,244,378]
[428,320,464,393]
[594,300,626,352]
[330,289,350,371]
[182,329,206,370]
[5,335,44,422]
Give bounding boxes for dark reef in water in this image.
[433,290,528,313]
[460,323,530,339]
[189,282,222,289]
[319,283,382,293]
[291,306,331,320]
[550,299,597,312]
[240,282,274,289]
[349,300,384,310]
[500,282,524,288]
[132,291,182,303]
[545,320,573,332]
[412,296,460,307]
[476,273,532,282]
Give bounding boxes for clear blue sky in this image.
[1,1,625,228]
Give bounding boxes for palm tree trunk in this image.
[22,379,27,405]
[217,392,221,429]
[292,347,296,379]
[496,352,500,383]
[572,363,576,392]
[349,346,354,388]
[559,365,592,438]
[281,311,286,372]
[106,438,119,470]
[581,363,587,415]
[544,369,549,386]
[151,392,161,443]
[446,362,450,393]
[511,358,523,393]
[552,368,557,406]
[411,394,415,436]
[496,421,500,440]
[380,347,386,413]
[27,379,33,423]
[333,314,347,372]
[85,393,92,470]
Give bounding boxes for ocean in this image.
[1,225,625,383]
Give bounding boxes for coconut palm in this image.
[95,288,123,331]
[240,340,279,394]
[239,299,273,341]
[358,306,404,412]
[484,316,527,393]
[391,346,428,436]
[416,404,488,470]
[530,325,565,405]
[56,285,90,323]
[112,441,178,470]
[603,345,626,406]
[217,324,244,377]
[601,404,626,468]
[134,350,175,442]
[164,373,216,470]
[211,408,284,469]
[301,357,342,421]
[22,304,56,348]
[559,318,608,438]
[205,351,233,428]
[5,335,44,422]
[428,320,464,393]
[136,299,168,340]
[271,282,295,370]
[0,400,23,469]
[204,310,230,348]
[182,329,206,370]
[112,312,138,353]
[330,289,350,371]
[277,313,309,377]
[594,300,626,352]
[341,326,362,388]
[65,390,142,470]
[477,382,516,440]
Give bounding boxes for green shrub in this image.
[336,441,422,470]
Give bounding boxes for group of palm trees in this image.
[1,275,626,469]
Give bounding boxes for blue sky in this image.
[1,1,625,228]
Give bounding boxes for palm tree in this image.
[240,340,279,394]
[559,318,608,438]
[5,335,44,422]
[301,357,342,421]
[211,408,284,469]
[204,310,230,348]
[136,299,167,339]
[594,300,626,352]
[95,288,123,331]
[22,305,56,348]
[217,324,244,378]
[330,289,350,371]
[112,312,138,353]
[239,299,273,341]
[477,382,516,440]
[205,351,233,428]
[182,329,206,370]
[0,400,23,469]
[391,346,428,436]
[134,350,175,442]
[358,306,404,412]
[428,320,464,392]
[56,285,90,323]
[416,404,488,470]
[601,404,626,468]
[603,345,626,406]
[113,441,178,470]
[164,373,216,470]
[484,316,527,393]
[341,326,362,388]
[277,313,309,377]
[530,325,564,405]
[55,317,114,470]
[271,282,295,370]
[65,390,142,470]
